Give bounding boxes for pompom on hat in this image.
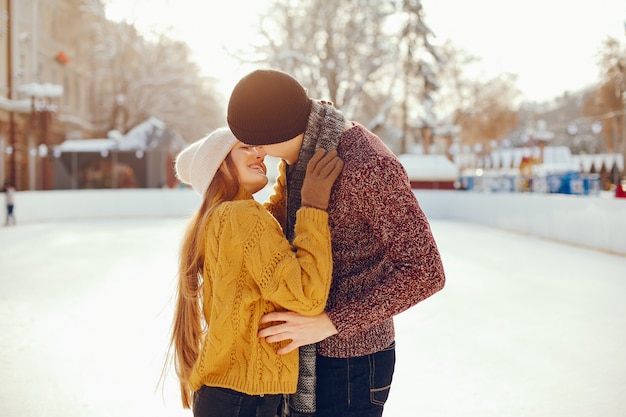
[174,127,239,196]
[227,69,312,146]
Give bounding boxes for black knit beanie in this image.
[227,69,313,145]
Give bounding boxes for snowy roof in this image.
[53,117,171,154]
[488,146,572,169]
[456,145,624,175]
[571,153,624,173]
[53,139,117,154]
[116,117,168,151]
[0,96,32,113]
[398,154,460,181]
[531,163,581,175]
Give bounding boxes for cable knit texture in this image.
[298,123,446,358]
[188,190,333,395]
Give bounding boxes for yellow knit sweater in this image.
[188,191,333,395]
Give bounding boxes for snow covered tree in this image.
[80,0,223,142]
[394,0,443,154]
[432,41,520,148]
[246,0,447,154]
[583,36,625,153]
[255,0,397,120]
[451,74,519,146]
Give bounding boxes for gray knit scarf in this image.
[284,100,345,417]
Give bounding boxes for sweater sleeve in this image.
[327,156,446,338]
[227,201,333,316]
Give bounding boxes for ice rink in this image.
[1,216,625,417]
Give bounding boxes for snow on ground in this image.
[0,217,625,417]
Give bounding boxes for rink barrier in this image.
[9,188,626,255]
[414,190,626,256]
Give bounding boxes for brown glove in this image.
[301,149,344,210]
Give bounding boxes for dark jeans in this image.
[193,385,282,417]
[316,341,396,417]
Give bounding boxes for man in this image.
[227,69,445,417]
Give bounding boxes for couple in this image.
[168,69,446,417]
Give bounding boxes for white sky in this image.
[423,0,626,102]
[104,0,626,103]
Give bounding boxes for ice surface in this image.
[1,218,625,417]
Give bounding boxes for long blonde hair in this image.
[167,155,240,408]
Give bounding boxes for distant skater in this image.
[3,181,15,226]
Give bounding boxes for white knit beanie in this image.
[174,127,239,196]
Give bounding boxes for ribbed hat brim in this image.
[174,127,239,195]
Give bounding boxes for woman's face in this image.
[229,142,269,194]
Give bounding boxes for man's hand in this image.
[258,311,338,354]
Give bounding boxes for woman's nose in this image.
[252,146,266,158]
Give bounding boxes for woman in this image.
[168,127,343,417]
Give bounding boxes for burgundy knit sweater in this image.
[319,124,446,358]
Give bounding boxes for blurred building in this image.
[0,0,177,191]
[1,0,92,190]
